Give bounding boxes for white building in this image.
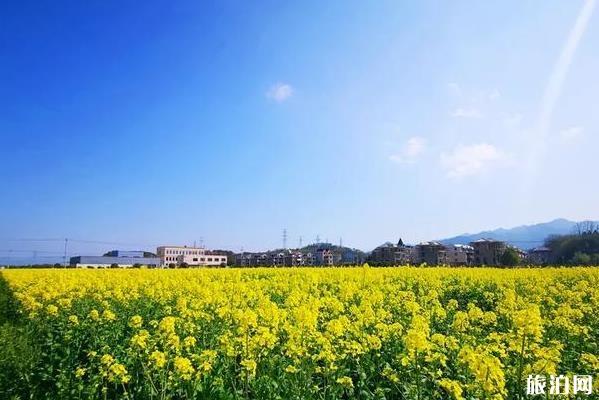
[156,246,227,267]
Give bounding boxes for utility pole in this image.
[63,238,68,267]
[339,237,343,248]
[299,236,303,248]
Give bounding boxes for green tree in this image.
[571,252,591,265]
[500,248,520,266]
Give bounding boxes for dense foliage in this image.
[1,267,598,399]
[546,232,599,264]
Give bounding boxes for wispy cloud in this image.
[266,83,293,102]
[523,0,596,190]
[559,125,584,141]
[389,137,427,164]
[440,143,508,178]
[450,108,483,119]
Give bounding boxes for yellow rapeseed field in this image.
[1,267,598,399]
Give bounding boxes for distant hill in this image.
[439,218,596,250]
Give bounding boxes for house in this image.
[315,248,334,266]
[528,246,552,265]
[470,239,507,266]
[414,242,448,265]
[446,244,474,266]
[369,239,414,265]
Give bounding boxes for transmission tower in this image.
[282,229,288,249]
[299,236,303,248]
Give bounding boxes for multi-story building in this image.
[283,250,306,266]
[315,248,334,266]
[470,239,507,266]
[414,242,448,265]
[445,244,474,266]
[304,252,316,266]
[369,242,397,264]
[369,239,414,265]
[270,252,286,267]
[528,246,552,265]
[156,246,227,267]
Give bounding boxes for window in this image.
[207,258,212,262]
[193,258,198,262]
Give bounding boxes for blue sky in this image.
[1,0,598,261]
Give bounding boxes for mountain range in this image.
[438,218,596,250]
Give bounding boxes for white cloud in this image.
[389,137,427,164]
[450,108,483,119]
[559,125,584,141]
[440,143,508,178]
[266,83,293,102]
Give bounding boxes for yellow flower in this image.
[174,356,194,380]
[102,309,116,322]
[89,309,100,321]
[284,365,299,374]
[439,378,463,400]
[108,363,130,384]
[513,305,543,339]
[404,315,430,358]
[149,351,166,368]
[240,359,257,378]
[159,316,177,335]
[46,304,58,316]
[75,367,86,378]
[166,333,180,350]
[183,335,197,349]
[68,315,79,325]
[100,354,114,366]
[130,330,150,349]
[336,376,353,389]
[129,315,143,329]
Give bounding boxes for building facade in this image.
[414,242,448,265]
[315,248,334,266]
[369,239,414,265]
[446,244,474,265]
[470,239,507,266]
[70,255,160,268]
[156,246,227,267]
[528,247,552,265]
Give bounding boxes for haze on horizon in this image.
[1,1,598,261]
